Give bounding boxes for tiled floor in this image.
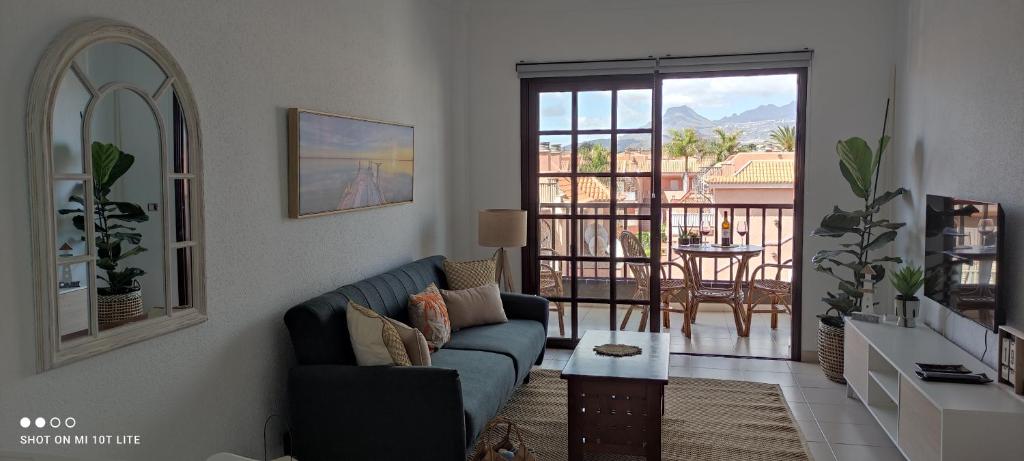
[536,349,905,461]
[548,304,792,358]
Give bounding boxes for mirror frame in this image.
[27,19,207,370]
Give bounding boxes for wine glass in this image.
[700,220,713,247]
[736,221,748,244]
[978,218,995,247]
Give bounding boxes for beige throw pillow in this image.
[346,302,412,366]
[443,258,497,290]
[387,318,432,366]
[440,283,508,331]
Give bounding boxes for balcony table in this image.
[672,244,763,338]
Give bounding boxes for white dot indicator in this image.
[19,417,30,428]
[34,417,45,428]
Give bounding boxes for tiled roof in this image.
[557,177,610,202]
[704,159,794,184]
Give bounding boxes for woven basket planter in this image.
[817,318,847,384]
[98,289,144,328]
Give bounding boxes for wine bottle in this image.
[721,211,732,246]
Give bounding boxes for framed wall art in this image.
[288,108,414,218]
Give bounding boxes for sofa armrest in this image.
[501,292,549,330]
[289,365,466,461]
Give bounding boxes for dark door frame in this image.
[521,67,807,361]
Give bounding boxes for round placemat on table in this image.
[593,343,642,357]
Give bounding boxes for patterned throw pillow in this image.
[387,318,432,366]
[408,283,451,351]
[443,257,497,290]
[346,302,412,366]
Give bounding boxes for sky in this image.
[539,74,797,130]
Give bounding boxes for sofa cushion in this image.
[445,320,545,384]
[430,349,516,446]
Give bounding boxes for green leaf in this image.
[869,187,906,211]
[110,232,143,244]
[812,249,859,264]
[91,142,120,186]
[864,230,898,251]
[118,245,147,259]
[104,152,136,189]
[868,219,906,230]
[57,208,84,215]
[873,135,891,174]
[107,211,149,223]
[870,256,903,264]
[837,137,875,198]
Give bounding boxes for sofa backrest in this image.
[284,255,448,365]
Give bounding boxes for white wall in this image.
[0,0,466,459]
[893,0,1024,368]
[453,0,901,356]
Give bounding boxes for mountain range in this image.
[588,100,796,150]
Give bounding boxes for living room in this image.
[1,1,1023,460]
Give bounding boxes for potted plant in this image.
[61,142,149,327]
[812,102,906,383]
[890,265,924,327]
[677,227,701,246]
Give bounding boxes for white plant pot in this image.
[895,296,919,328]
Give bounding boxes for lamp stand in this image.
[493,247,515,292]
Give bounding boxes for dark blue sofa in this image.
[283,255,548,461]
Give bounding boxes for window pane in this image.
[539,92,571,131]
[576,219,611,257]
[539,218,570,256]
[616,134,652,173]
[616,177,652,215]
[576,177,610,215]
[54,180,88,258]
[173,179,192,242]
[538,135,571,174]
[57,262,91,342]
[170,246,193,310]
[74,42,167,97]
[52,70,89,175]
[539,177,570,215]
[577,91,611,130]
[159,90,191,174]
[577,262,610,299]
[617,89,652,129]
[577,134,610,173]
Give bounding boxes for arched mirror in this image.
[28,20,205,370]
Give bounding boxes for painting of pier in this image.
[289,109,414,217]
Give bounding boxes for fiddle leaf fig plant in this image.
[812,103,906,323]
[59,142,149,295]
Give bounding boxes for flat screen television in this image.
[924,194,1004,331]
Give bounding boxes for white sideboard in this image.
[845,319,1024,460]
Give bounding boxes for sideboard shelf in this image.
[845,319,1024,460]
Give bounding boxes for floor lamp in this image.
[478,209,527,292]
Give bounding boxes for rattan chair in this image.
[743,260,793,335]
[539,248,566,337]
[617,230,688,332]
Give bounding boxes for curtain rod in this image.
[515,49,813,69]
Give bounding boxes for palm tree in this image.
[770,125,796,151]
[711,128,743,162]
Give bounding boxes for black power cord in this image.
[980,330,990,363]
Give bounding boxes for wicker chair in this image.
[743,260,793,335]
[617,230,688,332]
[539,248,566,336]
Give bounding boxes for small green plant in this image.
[890,265,924,299]
[60,142,149,295]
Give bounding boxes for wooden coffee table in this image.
[560,330,670,460]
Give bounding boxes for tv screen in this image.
[924,195,1003,331]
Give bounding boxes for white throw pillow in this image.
[346,302,411,366]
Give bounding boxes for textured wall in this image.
[454,0,901,356]
[893,0,1024,368]
[0,0,466,459]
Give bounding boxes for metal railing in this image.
[538,202,794,285]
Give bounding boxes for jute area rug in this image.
[476,368,812,461]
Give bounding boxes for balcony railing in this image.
[537,202,794,288]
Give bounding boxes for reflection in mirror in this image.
[73,42,167,96]
[54,180,88,258]
[52,71,89,175]
[58,262,91,343]
[89,88,165,328]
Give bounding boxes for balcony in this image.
[537,202,794,358]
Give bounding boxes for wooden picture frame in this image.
[288,108,414,218]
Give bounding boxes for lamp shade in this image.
[478,209,527,248]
